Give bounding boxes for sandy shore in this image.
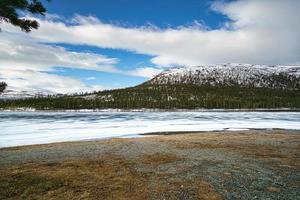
[0,130,299,200]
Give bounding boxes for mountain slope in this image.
[145,64,300,90]
[1,84,299,110]
[1,64,299,110]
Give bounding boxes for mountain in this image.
[1,64,299,110]
[0,88,50,100]
[145,64,300,90]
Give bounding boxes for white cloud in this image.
[1,0,299,94]
[86,76,97,80]
[0,27,117,94]
[0,32,118,72]
[126,67,162,78]
[0,69,104,94]
[10,0,298,66]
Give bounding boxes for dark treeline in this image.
[0,85,299,110]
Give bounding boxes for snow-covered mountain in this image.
[0,89,50,100]
[145,64,300,90]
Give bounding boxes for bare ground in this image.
[0,130,299,200]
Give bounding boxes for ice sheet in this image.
[0,111,299,148]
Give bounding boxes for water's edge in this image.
[140,128,300,135]
[1,108,300,112]
[1,129,299,150]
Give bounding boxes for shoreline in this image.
[1,129,299,151]
[1,129,300,150]
[0,130,299,199]
[1,108,300,112]
[140,128,300,135]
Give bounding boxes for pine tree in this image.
[0,82,7,94]
[0,0,49,32]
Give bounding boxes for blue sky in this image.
[45,0,229,28]
[53,45,154,88]
[0,0,299,94]
[42,0,229,89]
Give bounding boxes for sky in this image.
[0,0,300,94]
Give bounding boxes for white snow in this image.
[0,111,299,148]
[148,64,300,89]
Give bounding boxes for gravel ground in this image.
[0,130,299,200]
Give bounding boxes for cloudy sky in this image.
[0,0,299,94]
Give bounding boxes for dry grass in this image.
[267,186,281,193]
[1,131,299,199]
[170,132,300,169]
[138,153,182,166]
[0,155,150,200]
[197,181,223,200]
[0,153,220,200]
[174,142,223,149]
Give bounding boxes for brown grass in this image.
[267,186,281,193]
[2,131,298,199]
[171,133,300,169]
[138,153,182,166]
[0,154,221,200]
[0,156,149,200]
[197,181,223,200]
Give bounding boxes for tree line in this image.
[0,84,299,110]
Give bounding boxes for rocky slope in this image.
[145,64,300,90]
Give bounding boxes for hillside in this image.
[0,84,299,110]
[145,64,300,90]
[0,64,299,110]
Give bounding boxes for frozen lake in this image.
[0,111,299,148]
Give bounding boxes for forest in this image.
[0,84,299,110]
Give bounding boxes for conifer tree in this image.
[0,0,49,32]
[0,82,7,94]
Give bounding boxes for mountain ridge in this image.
[1,64,299,109]
[145,64,300,90]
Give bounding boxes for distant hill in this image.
[0,89,49,100]
[0,64,299,110]
[145,64,300,90]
